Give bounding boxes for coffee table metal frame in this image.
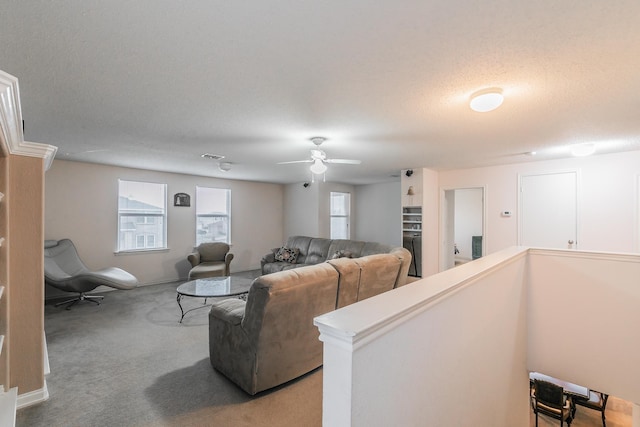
[176,276,252,323]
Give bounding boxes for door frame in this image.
[635,174,640,253]
[517,169,580,248]
[439,185,487,272]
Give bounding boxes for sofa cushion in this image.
[305,238,332,264]
[356,254,402,301]
[262,261,311,275]
[198,243,230,262]
[284,236,314,264]
[189,262,226,279]
[209,298,246,326]
[274,246,299,263]
[327,257,361,308]
[389,247,412,288]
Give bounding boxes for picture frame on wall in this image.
[174,193,190,207]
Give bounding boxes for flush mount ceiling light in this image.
[571,143,596,157]
[469,88,504,112]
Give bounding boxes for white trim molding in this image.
[0,70,57,170]
[16,382,49,409]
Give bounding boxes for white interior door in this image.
[519,171,578,249]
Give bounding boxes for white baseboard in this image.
[43,333,50,376]
[0,387,17,427]
[16,381,48,409]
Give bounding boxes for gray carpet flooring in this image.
[17,271,632,427]
[17,271,322,427]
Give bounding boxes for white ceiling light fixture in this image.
[218,162,232,172]
[470,88,504,112]
[571,143,596,157]
[309,158,328,175]
[277,137,361,182]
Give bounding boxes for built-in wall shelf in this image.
[402,206,422,237]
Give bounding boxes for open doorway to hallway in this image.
[441,187,485,271]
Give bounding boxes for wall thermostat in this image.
[501,211,512,217]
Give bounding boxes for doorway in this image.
[440,187,485,271]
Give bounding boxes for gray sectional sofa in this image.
[209,240,411,395]
[261,235,407,275]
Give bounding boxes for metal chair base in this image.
[54,293,105,310]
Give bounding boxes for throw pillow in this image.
[275,246,299,263]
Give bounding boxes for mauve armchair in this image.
[187,242,234,279]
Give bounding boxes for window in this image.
[196,186,231,245]
[330,192,351,239]
[117,180,167,251]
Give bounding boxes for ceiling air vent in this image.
[201,153,225,160]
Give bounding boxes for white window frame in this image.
[117,179,167,252]
[195,186,231,245]
[330,191,351,239]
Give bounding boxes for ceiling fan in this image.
[277,137,362,176]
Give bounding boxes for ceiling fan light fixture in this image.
[310,158,327,174]
[469,88,504,112]
[310,136,327,146]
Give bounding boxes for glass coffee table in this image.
[176,276,253,323]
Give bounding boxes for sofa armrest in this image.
[261,250,276,265]
[209,298,257,394]
[187,252,201,267]
[210,298,245,326]
[225,252,234,264]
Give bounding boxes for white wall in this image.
[284,181,356,239]
[422,168,440,276]
[353,181,400,246]
[316,247,640,426]
[45,160,284,286]
[527,249,640,404]
[316,247,530,427]
[284,182,319,238]
[439,150,640,255]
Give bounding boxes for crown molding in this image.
[0,70,57,170]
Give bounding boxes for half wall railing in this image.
[314,246,640,427]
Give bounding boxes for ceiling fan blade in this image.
[277,160,313,164]
[325,158,362,165]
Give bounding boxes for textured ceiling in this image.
[1,1,639,184]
